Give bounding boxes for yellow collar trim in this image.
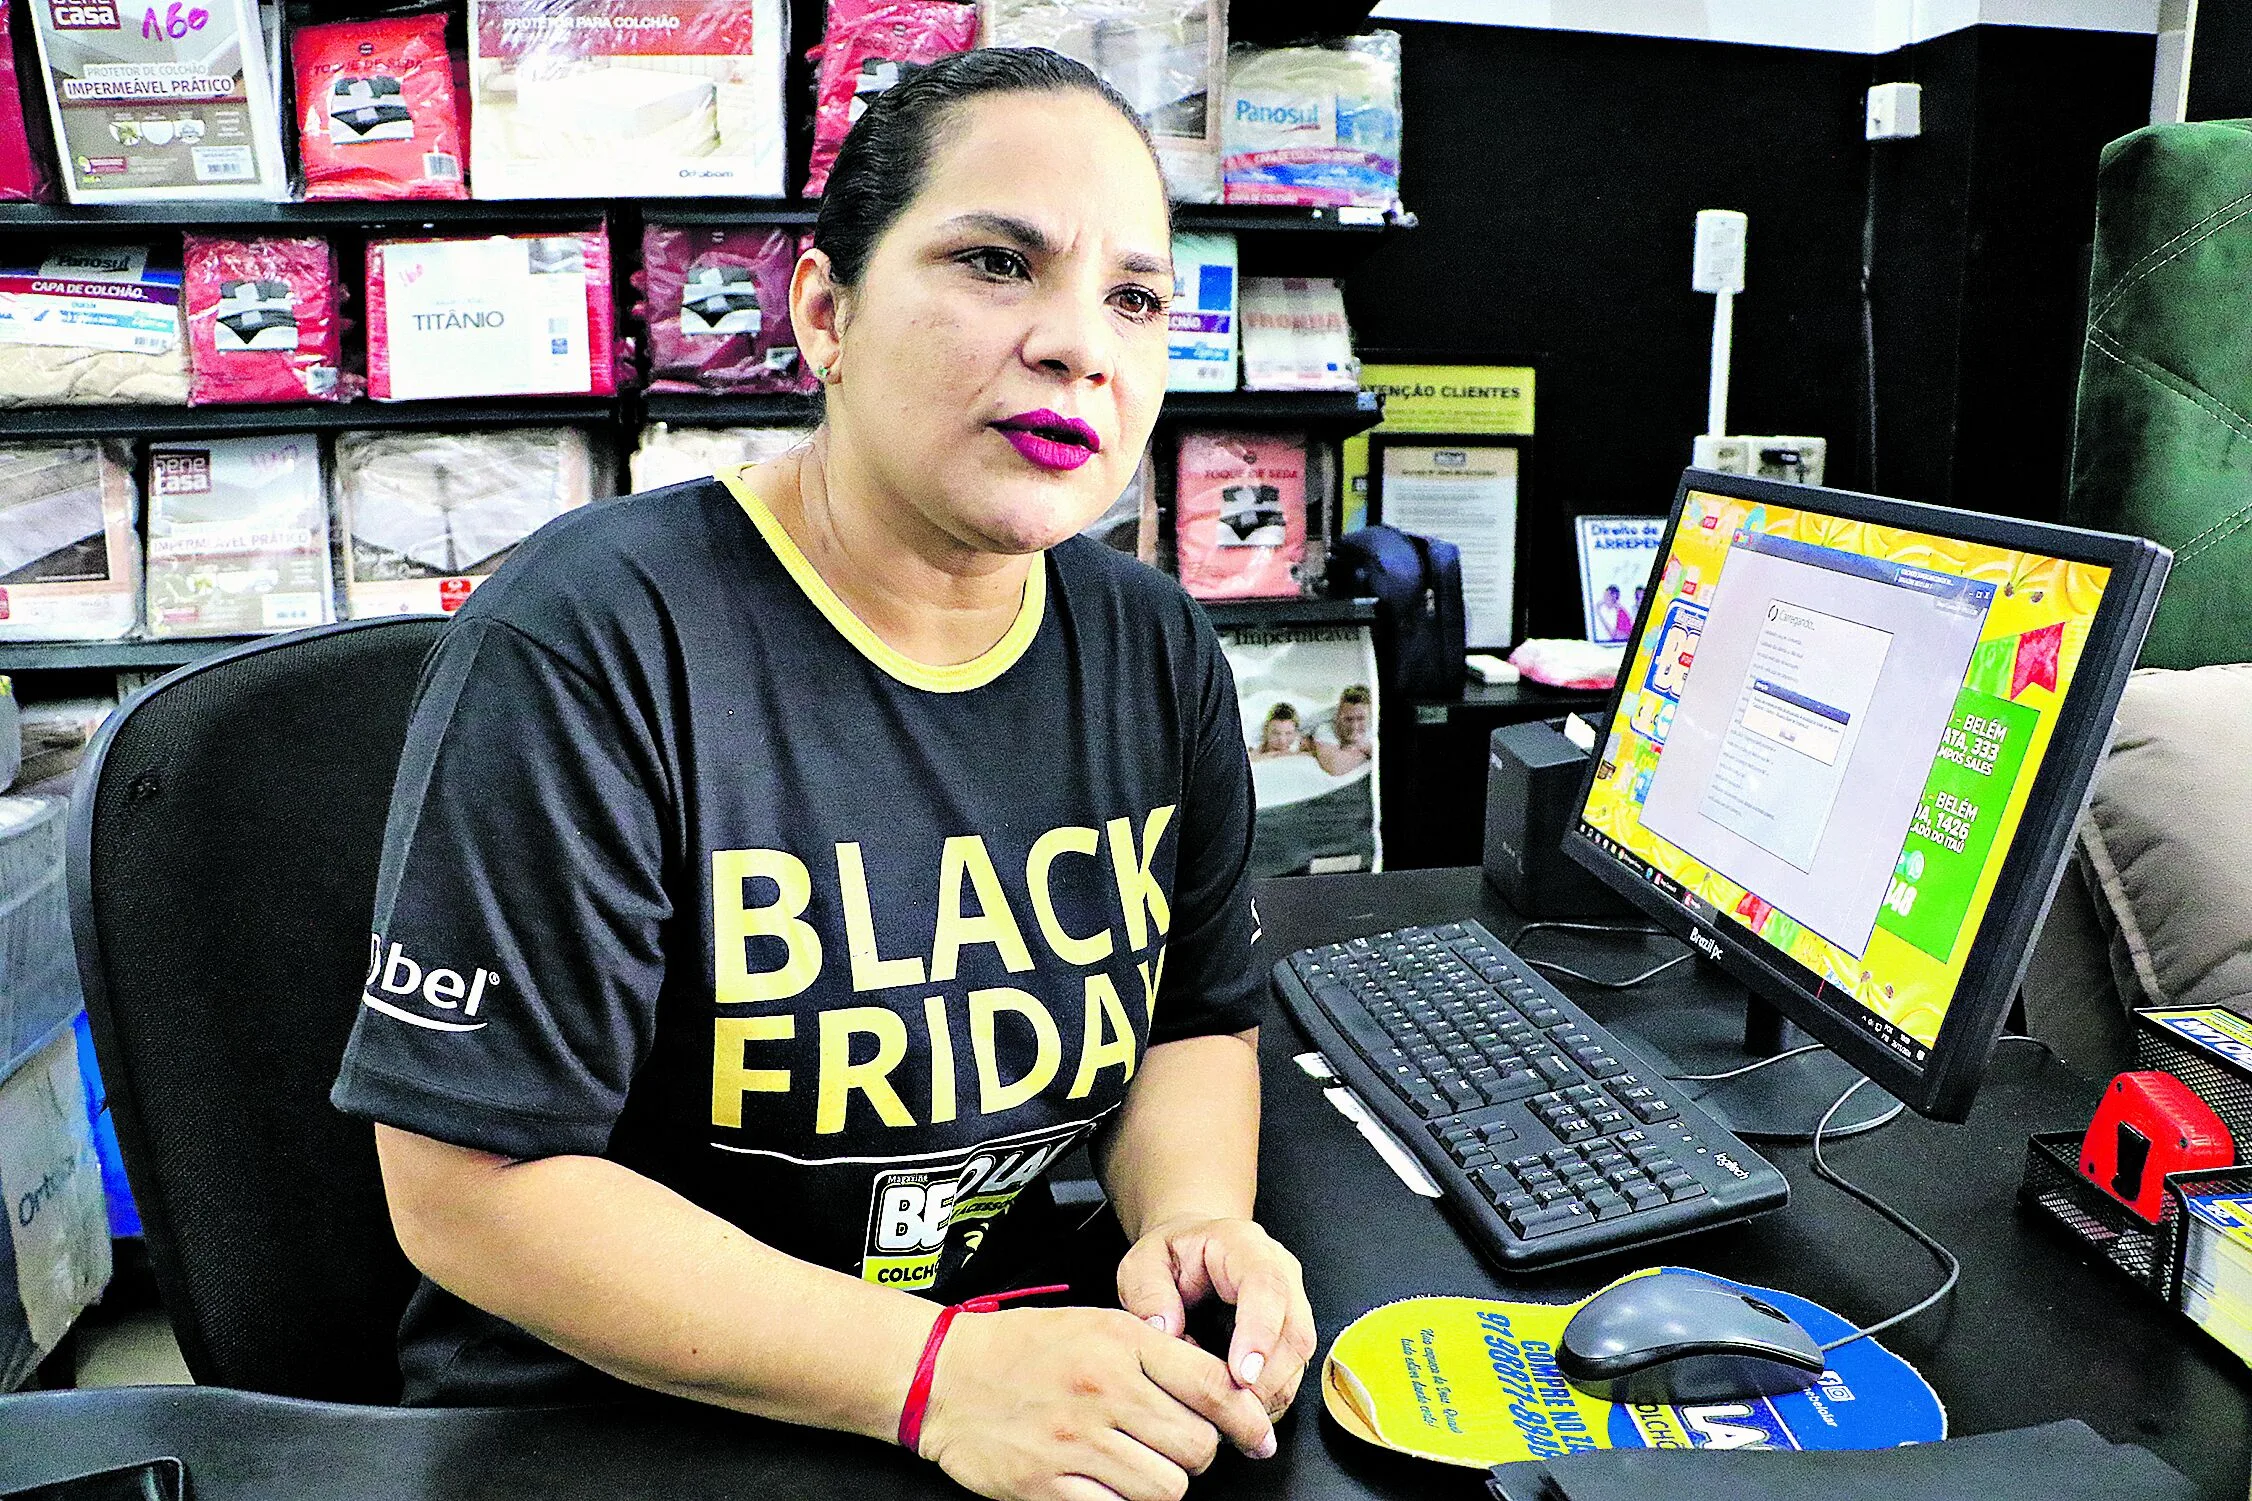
[719,465,1046,695]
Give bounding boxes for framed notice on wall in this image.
[1343,356,1535,533]
[1367,433,1526,651]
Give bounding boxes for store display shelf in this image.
[1199,596,1376,629]
[640,394,823,427]
[0,398,621,440]
[641,390,1383,433]
[0,637,255,672]
[1173,203,1401,235]
[1159,390,1383,432]
[0,199,618,230]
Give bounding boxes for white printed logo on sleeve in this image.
[363,933,502,1032]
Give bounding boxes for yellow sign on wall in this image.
[1345,363,1536,530]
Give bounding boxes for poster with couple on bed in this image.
[1220,620,1382,878]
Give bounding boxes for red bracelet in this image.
[897,1283,1070,1455]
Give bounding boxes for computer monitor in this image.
[1561,470,2169,1122]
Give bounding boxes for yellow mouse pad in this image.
[1320,1269,1944,1468]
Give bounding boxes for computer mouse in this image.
[1556,1270,1827,1405]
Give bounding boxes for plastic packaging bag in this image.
[806,0,976,195]
[630,423,809,491]
[984,0,1223,202]
[1175,429,1307,599]
[0,7,58,203]
[293,15,468,201]
[336,426,599,617]
[468,0,786,199]
[637,224,815,394]
[0,441,142,642]
[366,227,617,401]
[183,235,347,406]
[1167,230,1236,391]
[25,0,289,203]
[1223,32,1401,214]
[145,436,334,637]
[1240,276,1357,391]
[0,245,188,407]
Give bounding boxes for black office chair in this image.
[69,616,446,1403]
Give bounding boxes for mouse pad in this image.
[1320,1268,1945,1468]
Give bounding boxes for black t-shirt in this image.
[331,470,1263,1404]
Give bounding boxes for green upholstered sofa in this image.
[2069,120,2252,671]
[2029,122,2252,1077]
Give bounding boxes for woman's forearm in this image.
[1096,1029,1262,1238]
[374,1124,938,1439]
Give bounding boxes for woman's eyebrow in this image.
[937,211,1170,280]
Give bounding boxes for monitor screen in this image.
[1565,474,2167,1117]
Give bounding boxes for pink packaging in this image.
[636,224,815,395]
[806,0,978,195]
[0,5,56,203]
[184,236,349,406]
[1175,429,1308,599]
[293,16,469,201]
[365,226,618,402]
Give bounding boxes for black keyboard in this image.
[1274,920,1789,1269]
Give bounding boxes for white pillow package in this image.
[468,0,787,198]
[630,423,811,492]
[335,426,600,618]
[0,440,142,642]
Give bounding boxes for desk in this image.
[2,869,2247,1499]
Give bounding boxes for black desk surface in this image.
[3,869,2247,1499]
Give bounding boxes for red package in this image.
[365,227,618,401]
[184,236,350,406]
[1176,429,1309,599]
[0,4,56,203]
[637,224,815,395]
[293,16,469,201]
[806,0,978,195]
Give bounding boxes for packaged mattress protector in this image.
[806,0,976,195]
[0,244,188,406]
[27,0,289,202]
[0,441,141,641]
[629,422,808,491]
[183,235,346,405]
[1175,428,1307,599]
[1222,32,1400,214]
[292,15,468,200]
[984,0,1223,203]
[637,223,815,394]
[468,0,786,198]
[145,435,333,637]
[336,426,599,617]
[365,227,617,401]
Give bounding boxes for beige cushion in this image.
[2079,664,2252,1013]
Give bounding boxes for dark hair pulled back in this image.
[813,47,1163,291]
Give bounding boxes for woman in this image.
[331,47,1315,1501]
[1250,703,1303,760]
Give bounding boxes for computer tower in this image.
[1483,719,1633,919]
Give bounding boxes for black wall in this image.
[1345,21,2153,639]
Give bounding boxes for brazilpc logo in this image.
[362,934,501,1032]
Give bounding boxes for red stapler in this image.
[2079,1071,2234,1223]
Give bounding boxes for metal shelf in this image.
[1200,597,1376,629]
[0,199,617,230]
[639,389,1383,434]
[1159,390,1383,433]
[0,398,621,440]
[0,637,256,672]
[641,393,822,427]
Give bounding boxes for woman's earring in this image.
[815,363,833,382]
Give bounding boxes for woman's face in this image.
[818,89,1173,558]
[1261,719,1300,753]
